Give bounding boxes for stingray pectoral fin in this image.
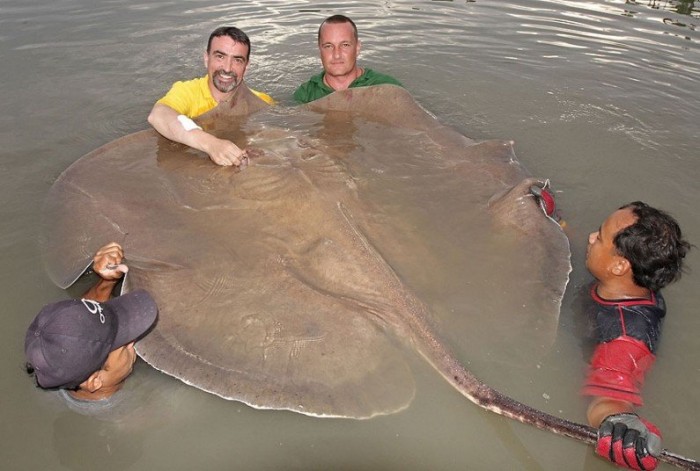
[41,199,128,289]
[44,257,93,290]
[488,177,546,223]
[483,177,572,355]
[134,265,417,419]
[40,160,135,289]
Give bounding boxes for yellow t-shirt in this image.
[156,75,274,118]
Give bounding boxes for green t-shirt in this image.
[293,68,403,104]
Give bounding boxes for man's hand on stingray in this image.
[93,242,128,280]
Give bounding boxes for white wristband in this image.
[177,114,202,131]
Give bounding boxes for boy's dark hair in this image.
[207,26,251,61]
[318,14,358,43]
[614,201,691,291]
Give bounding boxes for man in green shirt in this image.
[293,15,403,104]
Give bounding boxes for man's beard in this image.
[212,70,241,93]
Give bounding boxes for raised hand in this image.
[92,242,128,280]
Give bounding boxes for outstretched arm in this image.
[82,242,128,302]
[586,339,663,471]
[147,103,248,167]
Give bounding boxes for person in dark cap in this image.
[25,242,158,402]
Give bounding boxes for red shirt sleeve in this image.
[582,336,655,406]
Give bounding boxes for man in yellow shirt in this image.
[148,27,274,167]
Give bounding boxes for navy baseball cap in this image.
[24,289,158,389]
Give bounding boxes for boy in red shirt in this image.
[583,202,690,470]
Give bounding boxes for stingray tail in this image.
[419,327,700,470]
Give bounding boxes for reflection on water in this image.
[627,0,698,17]
[624,0,699,37]
[2,1,699,470]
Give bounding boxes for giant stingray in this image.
[41,85,697,469]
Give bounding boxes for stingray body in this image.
[41,86,700,469]
[44,86,600,449]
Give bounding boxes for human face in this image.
[318,22,361,79]
[586,208,637,281]
[100,341,137,388]
[204,35,249,98]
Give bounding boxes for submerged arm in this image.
[147,103,247,167]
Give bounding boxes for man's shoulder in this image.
[590,289,666,352]
[156,75,215,117]
[293,72,328,103]
[163,75,209,95]
[357,68,403,87]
